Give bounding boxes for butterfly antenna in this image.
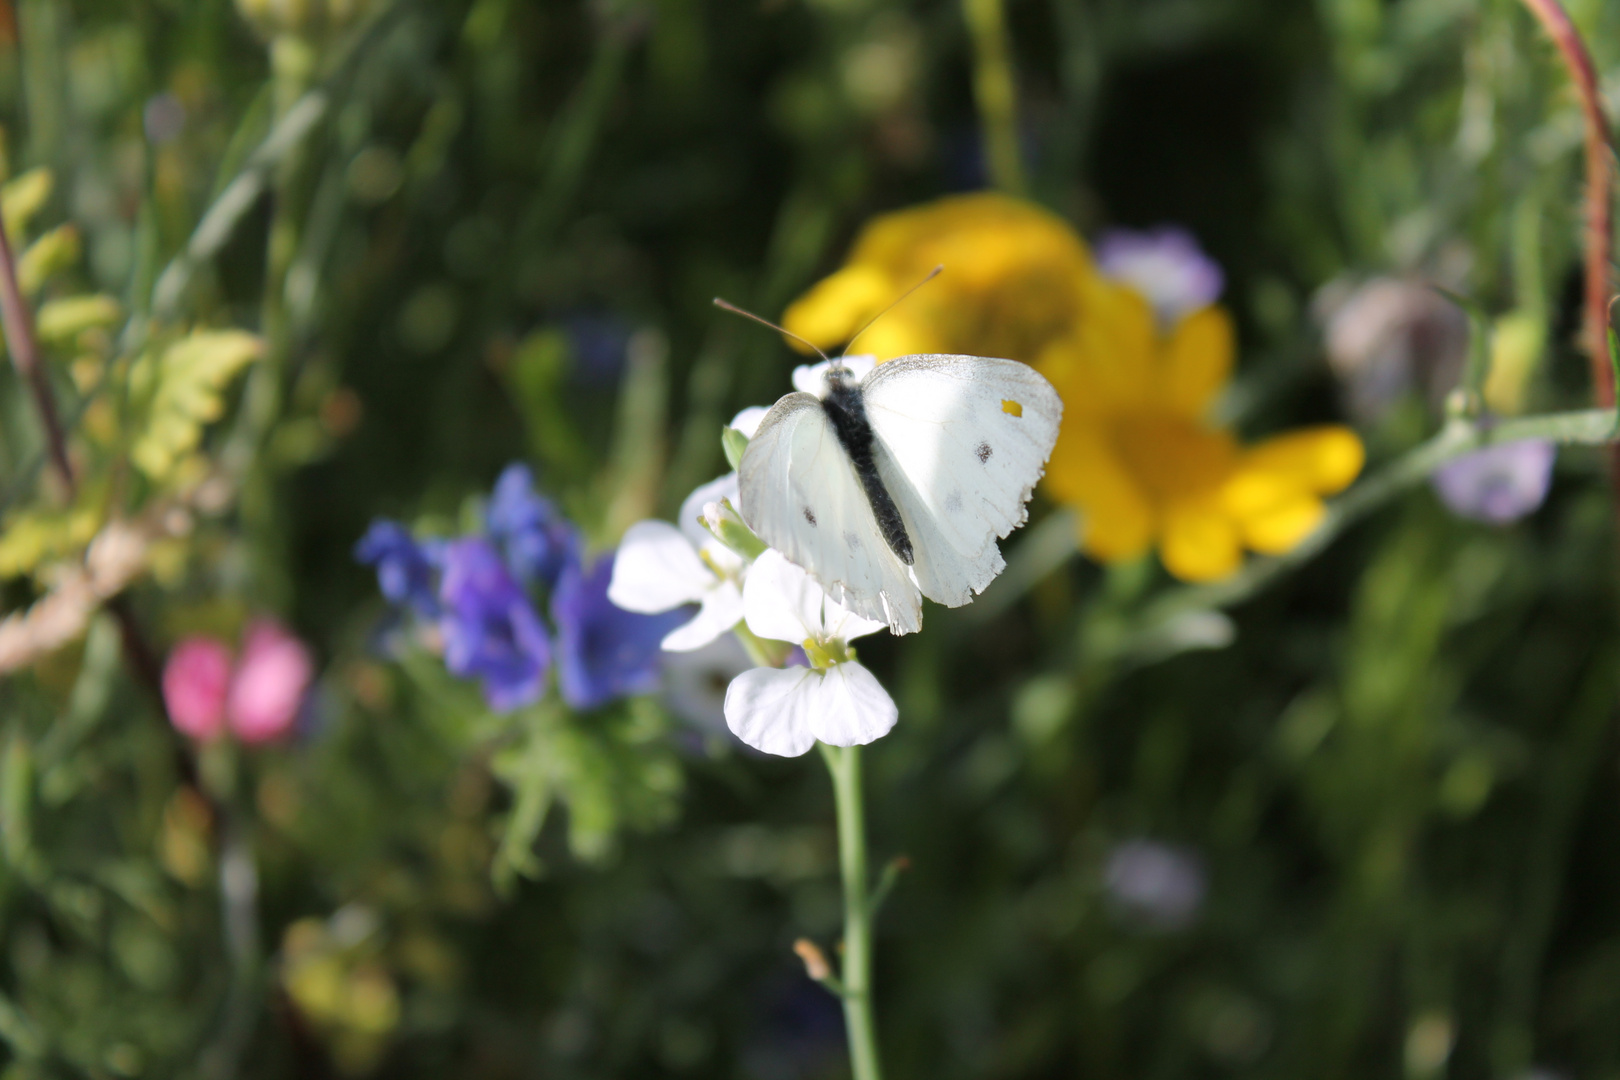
[713,298,830,363]
[843,265,944,356]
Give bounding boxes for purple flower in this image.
[1432,439,1556,524]
[1095,226,1224,324]
[1104,840,1206,931]
[487,464,580,589]
[439,538,552,711]
[552,551,686,711]
[355,520,442,617]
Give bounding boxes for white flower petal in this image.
[805,661,898,748]
[661,581,745,652]
[742,549,818,643]
[729,406,770,438]
[724,665,820,756]
[679,473,740,551]
[608,520,713,613]
[743,549,886,645]
[661,634,752,733]
[792,355,878,396]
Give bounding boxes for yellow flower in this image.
[1040,280,1364,582]
[782,193,1098,362]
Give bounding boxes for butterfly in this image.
[736,352,1062,635]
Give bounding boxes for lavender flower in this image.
[486,464,580,589]
[1431,440,1556,524]
[552,551,685,711]
[355,520,442,617]
[1104,839,1206,931]
[439,538,553,711]
[1095,227,1224,324]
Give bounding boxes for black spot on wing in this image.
[945,491,963,515]
[844,530,861,551]
[976,441,992,463]
[803,506,817,526]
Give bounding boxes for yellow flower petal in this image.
[1240,495,1326,554]
[1238,425,1365,494]
[1161,305,1234,418]
[1160,504,1242,581]
[1222,425,1364,522]
[1045,426,1154,562]
[781,265,895,353]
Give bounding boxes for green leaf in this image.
[722,425,749,470]
[15,225,79,296]
[35,294,122,344]
[0,168,52,238]
[130,329,264,481]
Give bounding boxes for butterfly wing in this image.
[861,355,1063,607]
[737,392,923,634]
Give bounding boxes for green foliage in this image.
[128,330,263,481]
[1,0,1619,1077]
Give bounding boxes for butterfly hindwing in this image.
[737,393,923,634]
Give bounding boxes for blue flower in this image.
[355,520,442,617]
[552,550,686,711]
[439,538,553,712]
[486,464,580,589]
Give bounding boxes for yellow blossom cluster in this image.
[781,193,1365,582]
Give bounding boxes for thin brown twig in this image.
[0,215,75,496]
[1517,0,1614,404]
[0,204,171,719]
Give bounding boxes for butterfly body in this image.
[819,368,915,566]
[739,353,1062,635]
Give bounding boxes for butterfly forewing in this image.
[738,393,923,634]
[861,355,1062,604]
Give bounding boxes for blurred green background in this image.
[2,0,1620,1077]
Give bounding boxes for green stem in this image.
[962,0,1026,195]
[820,743,883,1080]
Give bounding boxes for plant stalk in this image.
[1516,0,1614,405]
[963,0,1026,195]
[820,743,883,1080]
[0,215,73,497]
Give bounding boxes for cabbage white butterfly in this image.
[719,294,1062,635]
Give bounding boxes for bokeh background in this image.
[2,0,1619,1077]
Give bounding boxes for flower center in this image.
[1109,412,1238,502]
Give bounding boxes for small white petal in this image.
[805,661,898,748]
[661,635,752,732]
[609,521,713,613]
[678,473,741,551]
[791,355,878,396]
[661,581,745,652]
[743,549,886,645]
[724,665,820,757]
[729,406,770,438]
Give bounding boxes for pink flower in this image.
[163,637,233,740]
[162,619,314,745]
[226,620,314,744]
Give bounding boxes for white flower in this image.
[729,405,770,437]
[608,408,769,651]
[609,473,747,651]
[722,549,897,757]
[790,354,876,396]
[660,634,753,733]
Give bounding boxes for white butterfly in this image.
[737,353,1062,635]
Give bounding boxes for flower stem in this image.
[962,0,1026,196]
[820,742,883,1080]
[1515,0,1613,405]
